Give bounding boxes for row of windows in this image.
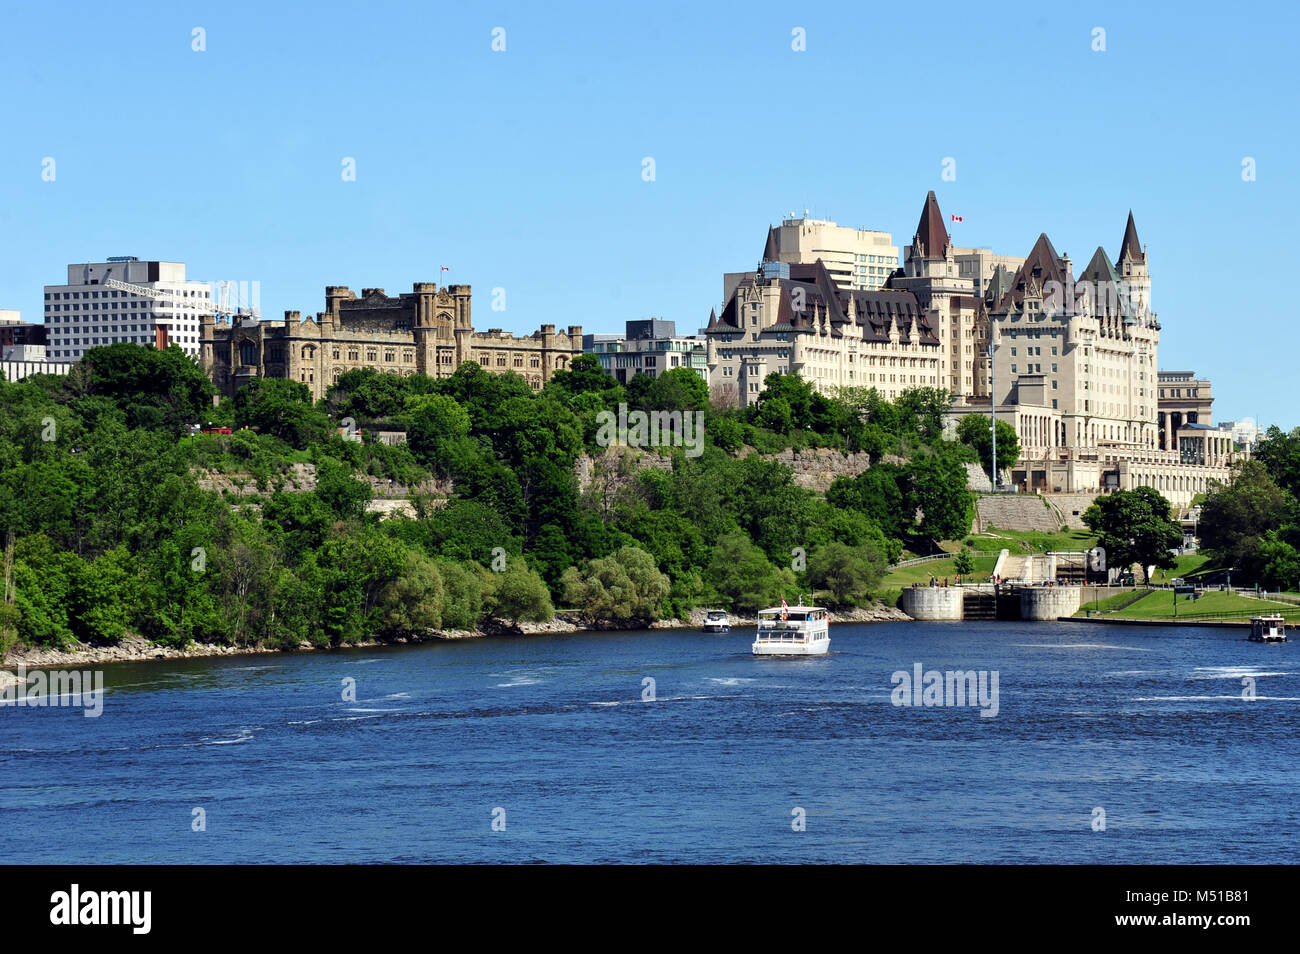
[45,289,210,300]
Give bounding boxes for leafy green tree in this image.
[705,531,793,614]
[1253,425,1300,500]
[1082,486,1182,584]
[560,545,671,621]
[806,541,886,607]
[648,367,708,413]
[1256,531,1300,590]
[1198,460,1297,577]
[827,464,909,542]
[956,413,1020,480]
[82,343,215,433]
[905,452,975,541]
[481,559,554,626]
[952,548,975,575]
[404,393,471,475]
[377,551,445,635]
[233,378,331,447]
[435,559,484,630]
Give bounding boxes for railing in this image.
[894,553,955,568]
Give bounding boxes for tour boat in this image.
[1248,614,1287,643]
[702,610,731,633]
[752,602,830,656]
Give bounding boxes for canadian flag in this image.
[440,266,450,272]
[951,215,963,223]
[781,597,789,610]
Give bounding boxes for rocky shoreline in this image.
[2,602,912,671]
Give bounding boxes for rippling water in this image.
[3,621,1297,863]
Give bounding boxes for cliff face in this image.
[574,445,874,494]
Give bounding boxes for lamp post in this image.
[988,342,997,491]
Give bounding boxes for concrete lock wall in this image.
[1019,586,1081,620]
[900,587,965,621]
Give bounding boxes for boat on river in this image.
[1249,614,1287,643]
[752,602,829,656]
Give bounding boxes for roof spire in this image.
[762,225,779,263]
[914,191,950,259]
[1119,210,1144,263]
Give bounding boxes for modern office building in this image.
[44,258,211,361]
[724,215,898,301]
[583,319,707,384]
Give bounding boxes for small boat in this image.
[752,602,829,656]
[1248,614,1287,643]
[702,610,731,633]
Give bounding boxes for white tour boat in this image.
[702,610,731,633]
[1248,614,1287,643]
[752,602,830,656]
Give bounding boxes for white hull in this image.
[752,637,829,656]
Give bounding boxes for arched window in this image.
[239,341,256,365]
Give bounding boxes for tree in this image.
[1256,532,1300,591]
[82,343,215,433]
[481,560,554,627]
[1082,487,1182,584]
[404,392,471,475]
[705,531,793,614]
[956,414,1020,481]
[953,548,975,575]
[233,377,331,447]
[1198,460,1296,578]
[905,452,976,541]
[647,367,708,413]
[1253,425,1300,500]
[806,541,886,608]
[560,545,671,621]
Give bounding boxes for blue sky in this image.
[1,0,1295,424]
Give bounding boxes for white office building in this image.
[44,257,212,361]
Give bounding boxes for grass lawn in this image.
[1105,589,1299,622]
[1148,553,1211,585]
[882,554,998,587]
[963,527,1098,554]
[1075,589,1153,616]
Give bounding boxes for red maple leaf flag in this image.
[951,215,963,223]
[440,266,450,272]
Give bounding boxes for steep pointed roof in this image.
[1078,246,1119,285]
[762,226,779,263]
[1118,211,1144,263]
[994,233,1072,310]
[705,307,720,330]
[913,191,950,259]
[984,263,1014,306]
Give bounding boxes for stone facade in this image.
[202,282,582,400]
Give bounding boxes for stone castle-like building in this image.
[202,283,581,400]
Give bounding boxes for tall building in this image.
[203,282,582,401]
[704,256,942,408]
[44,258,211,361]
[724,215,898,300]
[889,191,991,403]
[583,319,707,383]
[950,210,1237,505]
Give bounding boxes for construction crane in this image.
[102,278,259,319]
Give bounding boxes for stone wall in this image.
[1019,586,1081,619]
[899,587,964,620]
[1044,493,1097,529]
[974,494,1064,533]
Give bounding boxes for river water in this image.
[3,620,1297,863]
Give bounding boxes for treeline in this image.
[1196,427,1300,588]
[0,344,980,655]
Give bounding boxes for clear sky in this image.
[1,0,1296,424]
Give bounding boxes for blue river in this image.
[3,620,1297,863]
